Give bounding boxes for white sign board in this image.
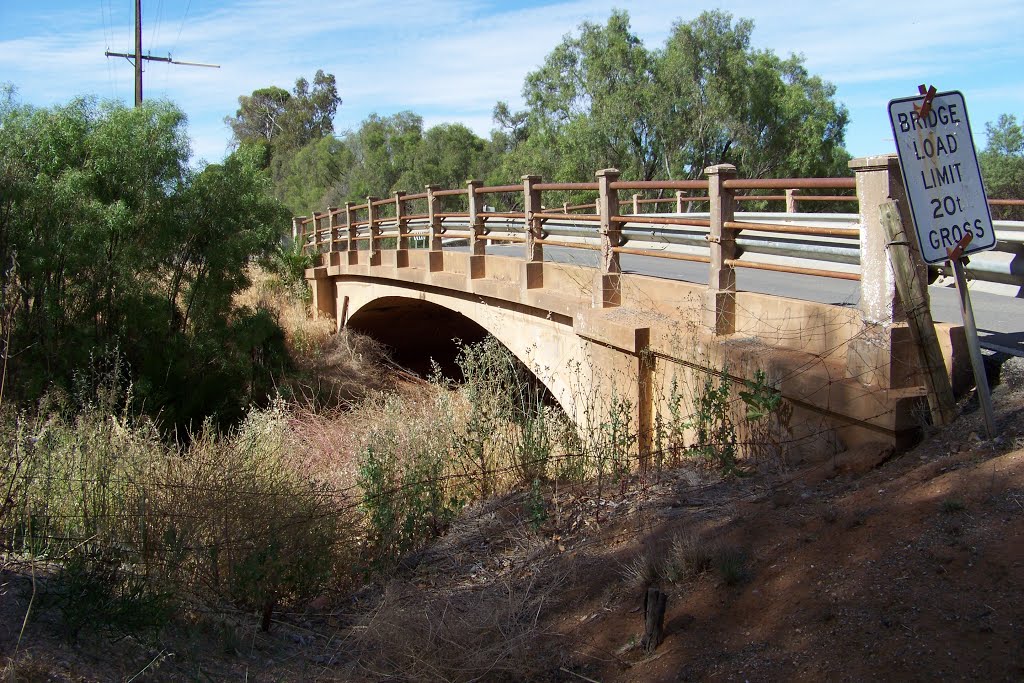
[888,90,995,265]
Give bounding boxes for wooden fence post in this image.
[292,216,304,247]
[595,168,621,308]
[880,200,957,425]
[704,163,737,334]
[632,193,641,215]
[675,191,684,213]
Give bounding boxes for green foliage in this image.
[714,545,750,586]
[691,371,739,474]
[527,478,547,530]
[739,369,781,421]
[496,10,848,185]
[226,70,340,159]
[50,547,175,640]
[980,114,1024,220]
[0,95,291,429]
[272,135,354,215]
[356,395,465,566]
[1,394,353,631]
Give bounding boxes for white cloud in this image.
[3,0,1022,161]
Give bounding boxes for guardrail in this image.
[294,163,1024,309]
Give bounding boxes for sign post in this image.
[888,87,996,437]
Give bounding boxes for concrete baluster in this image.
[393,191,409,268]
[310,212,322,258]
[292,216,304,249]
[846,154,928,388]
[327,205,339,248]
[366,197,380,266]
[344,201,357,265]
[425,185,443,272]
[521,175,543,290]
[326,207,340,267]
[704,164,738,335]
[595,168,622,308]
[785,189,800,214]
[467,179,486,279]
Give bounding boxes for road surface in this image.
[474,243,1024,355]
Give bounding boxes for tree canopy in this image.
[496,10,849,183]
[226,70,341,158]
[980,114,1024,220]
[252,11,853,220]
[0,95,291,428]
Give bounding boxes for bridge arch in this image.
[338,281,623,426]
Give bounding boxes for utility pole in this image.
[105,0,219,107]
[134,0,142,106]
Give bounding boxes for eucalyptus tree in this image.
[501,10,849,183]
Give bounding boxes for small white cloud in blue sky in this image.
[2,0,1022,167]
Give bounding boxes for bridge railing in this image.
[295,159,1024,328]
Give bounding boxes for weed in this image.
[714,546,750,586]
[49,546,174,640]
[691,370,739,475]
[527,478,547,530]
[663,533,717,583]
[941,497,966,514]
[621,551,660,590]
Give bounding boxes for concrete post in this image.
[366,197,381,266]
[520,175,543,290]
[467,179,486,279]
[393,191,409,268]
[632,193,641,215]
[344,201,357,265]
[785,189,800,214]
[704,164,738,335]
[425,185,443,272]
[327,207,340,266]
[846,154,927,388]
[292,216,304,247]
[467,180,486,256]
[676,191,684,214]
[310,211,322,259]
[522,175,543,263]
[595,168,622,308]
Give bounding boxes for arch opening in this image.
[345,296,490,379]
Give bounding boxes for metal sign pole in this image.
[947,234,996,438]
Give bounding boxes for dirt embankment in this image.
[4,359,1024,682]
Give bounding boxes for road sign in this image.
[888,90,995,265]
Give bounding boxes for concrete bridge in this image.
[301,155,1007,461]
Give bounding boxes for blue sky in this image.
[3,0,1023,168]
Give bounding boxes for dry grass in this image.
[236,265,397,409]
[343,575,564,681]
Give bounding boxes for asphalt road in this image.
[477,243,1024,355]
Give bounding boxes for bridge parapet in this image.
[303,158,975,455]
